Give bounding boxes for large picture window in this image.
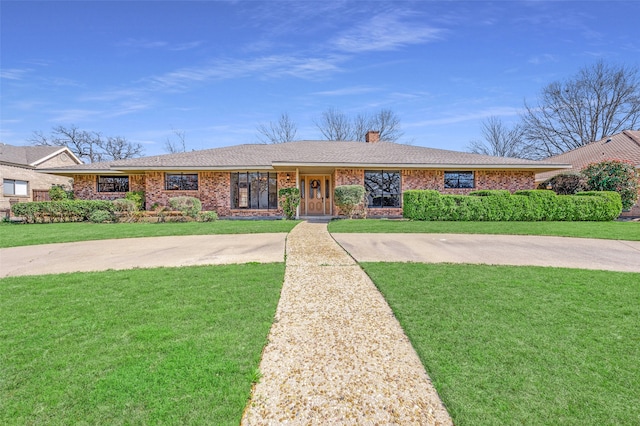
[231,172,278,209]
[97,176,129,192]
[3,179,28,196]
[444,171,475,189]
[165,173,198,190]
[364,170,401,208]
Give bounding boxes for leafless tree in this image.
[315,108,404,142]
[521,60,640,158]
[30,125,143,163]
[256,112,298,144]
[164,129,187,153]
[314,108,355,141]
[467,116,532,158]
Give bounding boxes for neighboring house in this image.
[41,131,570,218]
[536,130,640,217]
[0,144,82,217]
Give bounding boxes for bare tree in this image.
[315,108,404,142]
[30,125,143,163]
[314,108,355,141]
[256,112,298,144]
[164,129,187,153]
[521,60,640,158]
[467,116,531,158]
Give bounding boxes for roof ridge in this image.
[622,130,640,148]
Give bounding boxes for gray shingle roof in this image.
[41,140,570,174]
[0,144,70,167]
[536,130,640,181]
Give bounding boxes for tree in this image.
[30,125,143,163]
[256,112,298,144]
[164,129,187,153]
[467,116,531,158]
[521,60,640,158]
[315,108,404,142]
[581,160,639,210]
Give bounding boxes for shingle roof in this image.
[0,143,73,167]
[536,130,640,182]
[41,140,570,174]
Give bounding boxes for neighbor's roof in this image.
[536,130,640,182]
[0,143,82,167]
[40,140,571,175]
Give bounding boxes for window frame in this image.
[3,179,29,196]
[230,172,278,210]
[364,170,401,208]
[97,175,130,193]
[444,171,475,189]
[165,173,198,191]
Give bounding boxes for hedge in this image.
[403,189,622,221]
[11,200,116,223]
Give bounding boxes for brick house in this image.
[536,130,640,217]
[1,144,82,217]
[41,132,569,218]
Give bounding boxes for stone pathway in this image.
[241,221,452,425]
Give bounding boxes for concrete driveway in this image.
[333,233,640,273]
[0,233,287,277]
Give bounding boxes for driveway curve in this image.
[0,234,287,277]
[333,233,640,273]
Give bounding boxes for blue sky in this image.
[2,0,639,156]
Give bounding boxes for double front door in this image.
[300,175,331,216]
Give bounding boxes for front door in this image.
[301,175,331,216]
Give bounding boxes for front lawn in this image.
[0,220,300,248]
[0,263,284,425]
[329,219,640,241]
[362,263,640,425]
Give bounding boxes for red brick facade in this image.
[73,168,536,218]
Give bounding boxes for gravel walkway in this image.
[241,221,452,425]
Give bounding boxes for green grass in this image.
[0,263,284,425]
[329,219,640,240]
[0,220,300,248]
[362,262,640,425]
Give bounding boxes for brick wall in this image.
[73,174,145,202]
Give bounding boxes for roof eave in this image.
[112,165,274,171]
[273,161,573,171]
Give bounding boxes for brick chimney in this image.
[365,130,380,143]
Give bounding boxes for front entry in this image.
[300,175,332,216]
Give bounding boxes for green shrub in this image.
[89,210,115,223]
[125,191,145,210]
[11,200,115,223]
[48,185,70,201]
[278,187,300,220]
[334,185,366,218]
[198,211,219,222]
[581,160,639,210]
[403,189,620,221]
[168,196,202,218]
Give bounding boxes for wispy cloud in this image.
[331,13,443,53]
[119,38,203,51]
[1,68,32,80]
[408,106,522,127]
[528,54,558,65]
[312,86,378,96]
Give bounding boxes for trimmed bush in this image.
[11,200,115,223]
[168,196,202,218]
[89,210,115,223]
[278,187,300,220]
[334,185,366,218]
[403,190,621,221]
[537,173,584,195]
[48,185,71,201]
[198,211,219,222]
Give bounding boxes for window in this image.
[231,172,278,209]
[165,173,198,190]
[444,171,475,189]
[97,176,129,192]
[3,179,28,196]
[364,170,401,208]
